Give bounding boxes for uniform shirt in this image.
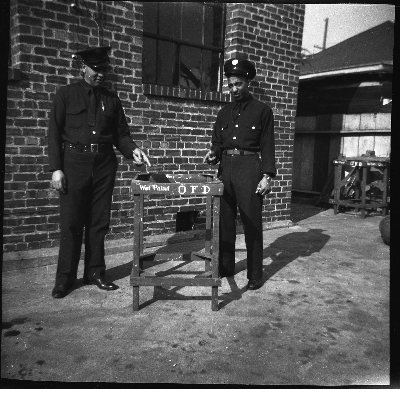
[211,94,276,177]
[47,80,138,171]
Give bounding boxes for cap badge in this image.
[232,59,238,65]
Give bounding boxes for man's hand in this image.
[52,170,67,194]
[203,150,218,165]
[255,176,272,196]
[133,148,151,167]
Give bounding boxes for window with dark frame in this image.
[9,34,12,66]
[142,2,226,93]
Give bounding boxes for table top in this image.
[333,157,390,167]
[131,173,224,196]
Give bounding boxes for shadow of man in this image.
[98,229,330,310]
[261,228,330,281]
[218,229,331,307]
[217,229,330,309]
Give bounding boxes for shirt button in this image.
[235,124,238,127]
[233,137,236,139]
[92,130,96,135]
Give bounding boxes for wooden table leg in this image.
[360,166,367,219]
[132,194,142,311]
[139,192,144,272]
[333,164,341,214]
[382,167,388,216]
[205,195,212,272]
[211,196,220,311]
[132,287,139,311]
[354,167,360,213]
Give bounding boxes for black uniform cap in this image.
[73,46,111,68]
[224,58,256,80]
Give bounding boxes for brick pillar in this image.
[224,3,305,222]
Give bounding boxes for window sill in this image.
[142,83,230,103]
[8,67,22,81]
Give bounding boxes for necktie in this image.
[232,101,242,121]
[88,88,97,127]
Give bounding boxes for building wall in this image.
[293,75,392,192]
[5,0,304,253]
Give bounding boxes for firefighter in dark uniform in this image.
[48,46,151,298]
[204,58,276,290]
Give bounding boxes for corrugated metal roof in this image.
[300,21,394,77]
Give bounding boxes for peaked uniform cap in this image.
[224,58,256,80]
[74,46,111,68]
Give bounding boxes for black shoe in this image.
[219,270,235,278]
[85,278,118,291]
[51,284,71,299]
[247,279,263,290]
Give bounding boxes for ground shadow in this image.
[218,228,331,309]
[263,229,330,281]
[106,259,223,310]
[290,196,331,223]
[88,229,330,310]
[135,259,248,310]
[216,275,248,309]
[102,252,247,310]
[261,228,330,282]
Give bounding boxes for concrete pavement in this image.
[1,208,390,386]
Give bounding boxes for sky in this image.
[302,3,396,55]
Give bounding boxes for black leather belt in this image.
[64,142,112,153]
[225,149,258,156]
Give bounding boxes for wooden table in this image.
[329,157,390,218]
[130,173,224,311]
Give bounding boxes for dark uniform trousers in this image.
[218,153,264,281]
[56,146,118,285]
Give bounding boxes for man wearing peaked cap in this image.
[48,46,151,299]
[204,58,276,291]
[73,46,112,68]
[224,58,256,80]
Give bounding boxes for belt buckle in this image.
[91,144,99,153]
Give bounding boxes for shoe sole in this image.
[247,285,263,290]
[52,292,68,298]
[86,282,118,291]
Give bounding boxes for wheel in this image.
[379,215,390,246]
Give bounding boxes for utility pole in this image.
[322,18,329,50]
[314,18,329,52]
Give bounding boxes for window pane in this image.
[143,2,158,34]
[143,37,157,83]
[157,40,178,86]
[182,3,203,45]
[180,45,202,90]
[202,49,222,92]
[142,2,225,91]
[159,2,181,40]
[204,5,223,48]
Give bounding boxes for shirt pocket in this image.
[245,122,262,138]
[220,123,231,139]
[100,104,116,129]
[66,104,86,129]
[245,123,262,132]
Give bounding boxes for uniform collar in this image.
[79,79,97,94]
[232,93,253,109]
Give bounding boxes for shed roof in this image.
[300,21,394,80]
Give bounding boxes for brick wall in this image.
[5,0,304,253]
